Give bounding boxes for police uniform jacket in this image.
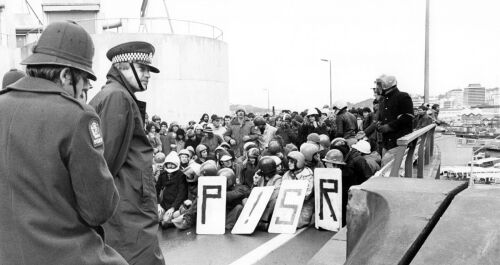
[378,87,414,150]
[0,77,126,265]
[89,67,164,265]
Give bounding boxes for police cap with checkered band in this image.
[106,41,160,73]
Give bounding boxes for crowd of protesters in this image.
[147,75,440,231]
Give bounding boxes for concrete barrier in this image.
[345,178,467,265]
[412,186,500,265]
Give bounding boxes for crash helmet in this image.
[287,151,305,170]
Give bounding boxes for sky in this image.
[29,0,500,110]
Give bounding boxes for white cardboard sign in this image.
[231,186,274,234]
[268,180,308,234]
[314,168,342,231]
[196,176,227,234]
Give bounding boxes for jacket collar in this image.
[382,86,399,97]
[4,76,68,95]
[106,66,140,102]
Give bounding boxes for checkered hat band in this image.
[111,52,152,64]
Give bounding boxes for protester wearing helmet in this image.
[253,116,277,149]
[178,149,193,170]
[344,140,373,187]
[89,40,164,264]
[156,152,188,229]
[253,156,283,230]
[223,109,259,157]
[153,152,166,181]
[194,144,210,164]
[299,108,328,145]
[219,168,250,230]
[374,74,414,166]
[241,147,261,189]
[0,21,128,265]
[300,142,323,170]
[283,151,315,228]
[172,163,201,230]
[330,137,350,158]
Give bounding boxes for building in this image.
[445,88,464,108]
[486,87,500,105]
[463,84,485,107]
[14,0,229,123]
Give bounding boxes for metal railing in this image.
[81,17,224,40]
[375,124,437,178]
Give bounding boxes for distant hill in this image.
[229,104,269,115]
[350,98,374,110]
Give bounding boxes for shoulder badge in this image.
[89,119,104,148]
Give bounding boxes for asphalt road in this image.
[159,226,334,265]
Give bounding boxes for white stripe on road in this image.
[228,228,307,265]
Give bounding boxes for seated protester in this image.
[178,149,194,171]
[194,144,210,164]
[360,139,381,174]
[283,151,314,228]
[146,122,162,154]
[318,134,331,160]
[241,147,261,189]
[330,137,350,158]
[270,155,285,176]
[175,129,186,152]
[172,161,218,230]
[153,152,166,182]
[220,154,243,185]
[300,142,323,170]
[344,140,373,186]
[156,152,188,228]
[219,168,250,230]
[186,146,196,161]
[185,129,200,150]
[200,127,224,158]
[253,157,282,230]
[322,149,349,226]
[172,163,201,230]
[306,133,321,149]
[261,139,283,157]
[236,141,258,166]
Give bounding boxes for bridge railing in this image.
[374,124,437,178]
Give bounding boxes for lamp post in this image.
[321,58,332,108]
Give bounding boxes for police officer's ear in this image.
[58,67,73,86]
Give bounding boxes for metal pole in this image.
[329,60,332,108]
[267,89,270,113]
[424,0,430,103]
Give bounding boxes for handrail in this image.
[388,124,437,178]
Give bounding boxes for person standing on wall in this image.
[89,41,165,265]
[375,75,414,166]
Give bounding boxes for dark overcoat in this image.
[0,77,126,265]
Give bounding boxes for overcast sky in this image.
[31,0,500,109]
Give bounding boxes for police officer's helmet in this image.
[21,21,96,80]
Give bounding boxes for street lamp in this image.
[320,58,332,108]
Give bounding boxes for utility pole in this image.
[424,0,430,103]
[321,59,332,108]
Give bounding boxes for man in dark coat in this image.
[0,21,126,265]
[90,41,165,265]
[375,75,414,166]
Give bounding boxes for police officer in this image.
[0,21,126,265]
[89,41,165,265]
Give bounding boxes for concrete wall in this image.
[90,33,229,124]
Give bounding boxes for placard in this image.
[268,180,308,234]
[314,168,342,231]
[231,186,274,234]
[196,176,227,234]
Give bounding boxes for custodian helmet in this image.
[22,21,96,80]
